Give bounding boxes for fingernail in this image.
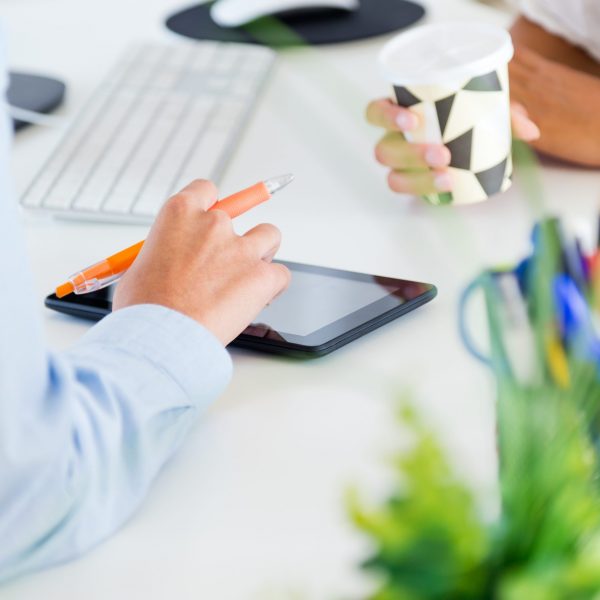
[396,112,418,131]
[434,173,453,192]
[425,146,451,168]
[511,102,528,117]
[512,109,541,141]
[263,247,277,263]
[522,120,541,141]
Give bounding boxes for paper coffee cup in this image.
[378,23,514,205]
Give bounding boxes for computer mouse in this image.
[7,72,66,132]
[210,0,360,28]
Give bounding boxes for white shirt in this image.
[0,33,232,583]
[520,0,600,61]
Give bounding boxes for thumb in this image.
[511,102,541,142]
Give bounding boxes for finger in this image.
[388,169,453,195]
[173,179,219,211]
[511,101,528,118]
[266,263,292,301]
[243,223,282,260]
[511,102,541,141]
[366,98,419,132]
[375,132,451,170]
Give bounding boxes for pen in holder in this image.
[460,217,600,391]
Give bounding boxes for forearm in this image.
[0,305,231,583]
[509,20,600,167]
[511,16,600,77]
[511,82,600,168]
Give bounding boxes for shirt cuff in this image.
[68,304,233,407]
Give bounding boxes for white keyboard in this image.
[21,42,275,223]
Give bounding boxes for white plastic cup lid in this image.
[378,22,514,87]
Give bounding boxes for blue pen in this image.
[554,274,600,364]
[575,238,591,286]
[559,227,588,293]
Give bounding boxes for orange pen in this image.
[55,174,294,298]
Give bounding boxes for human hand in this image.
[113,180,291,346]
[367,97,540,195]
[510,46,600,167]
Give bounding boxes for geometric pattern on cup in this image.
[435,94,456,138]
[394,86,422,107]
[394,68,512,203]
[395,82,465,104]
[446,129,473,170]
[445,155,512,204]
[476,157,509,196]
[442,90,510,148]
[447,167,489,204]
[463,71,503,92]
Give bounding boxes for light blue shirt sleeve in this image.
[0,40,232,583]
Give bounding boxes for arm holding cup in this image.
[371,23,538,203]
[510,17,600,168]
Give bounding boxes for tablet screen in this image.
[255,269,394,336]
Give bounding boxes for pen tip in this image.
[56,282,74,299]
[265,173,295,194]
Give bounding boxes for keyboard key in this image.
[190,42,218,72]
[212,45,243,74]
[173,128,232,193]
[210,98,246,130]
[132,97,215,216]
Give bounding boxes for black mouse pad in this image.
[165,0,426,47]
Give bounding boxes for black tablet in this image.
[45,261,437,357]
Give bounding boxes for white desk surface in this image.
[2,0,599,598]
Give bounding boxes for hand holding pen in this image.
[56,174,294,298]
[61,177,294,346]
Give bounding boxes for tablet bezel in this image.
[45,261,437,357]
